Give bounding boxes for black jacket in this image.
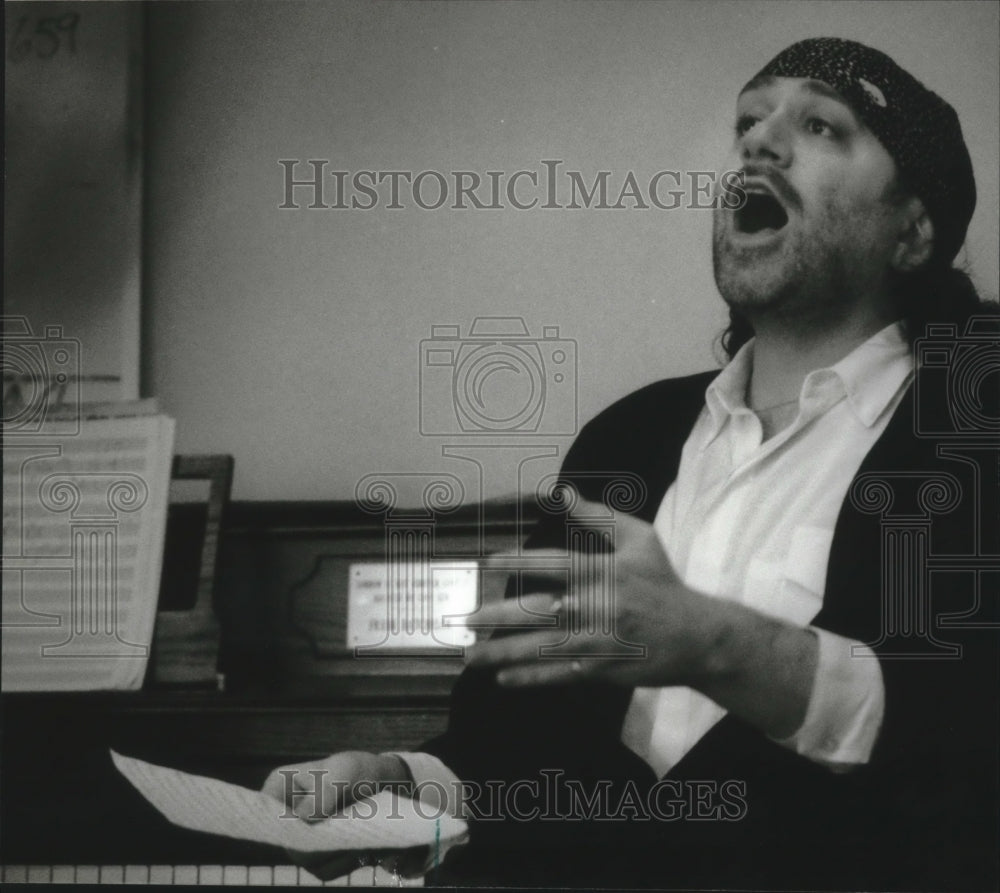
[425,366,999,891]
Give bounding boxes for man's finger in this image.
[497,658,592,687]
[482,548,574,578]
[558,493,651,541]
[469,593,562,628]
[287,769,353,822]
[288,777,327,823]
[466,629,567,667]
[261,767,291,803]
[262,763,324,814]
[565,494,613,521]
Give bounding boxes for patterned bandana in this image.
[753,37,976,264]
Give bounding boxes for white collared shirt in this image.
[621,320,913,776]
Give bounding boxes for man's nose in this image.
[740,113,792,166]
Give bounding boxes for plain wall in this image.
[6,1,142,403]
[143,0,1000,504]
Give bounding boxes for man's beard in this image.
[711,210,855,330]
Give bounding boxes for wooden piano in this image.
[1,497,527,885]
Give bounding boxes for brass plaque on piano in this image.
[347,560,477,650]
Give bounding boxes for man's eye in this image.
[735,115,759,136]
[806,117,835,137]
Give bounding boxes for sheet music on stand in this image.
[2,403,175,690]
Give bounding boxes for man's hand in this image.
[468,501,724,688]
[260,751,429,881]
[467,497,818,739]
[262,751,406,821]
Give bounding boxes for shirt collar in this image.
[703,320,913,436]
[827,320,913,426]
[704,338,755,439]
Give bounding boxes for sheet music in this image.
[111,751,469,852]
[2,414,175,690]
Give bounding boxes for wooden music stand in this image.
[149,454,234,688]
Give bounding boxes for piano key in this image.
[199,865,224,885]
[27,865,52,883]
[149,865,175,884]
[248,865,274,885]
[98,865,125,884]
[0,862,426,886]
[125,864,150,884]
[223,865,248,885]
[75,866,100,884]
[373,865,399,886]
[347,868,371,886]
[273,865,299,886]
[296,866,323,885]
[172,865,199,885]
[99,864,125,884]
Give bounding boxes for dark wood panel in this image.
[3,690,451,760]
[215,498,537,690]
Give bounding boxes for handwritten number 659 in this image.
[8,13,80,62]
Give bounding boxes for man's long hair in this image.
[719,263,991,361]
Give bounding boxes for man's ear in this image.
[892,197,934,272]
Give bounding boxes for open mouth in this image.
[735,192,789,235]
